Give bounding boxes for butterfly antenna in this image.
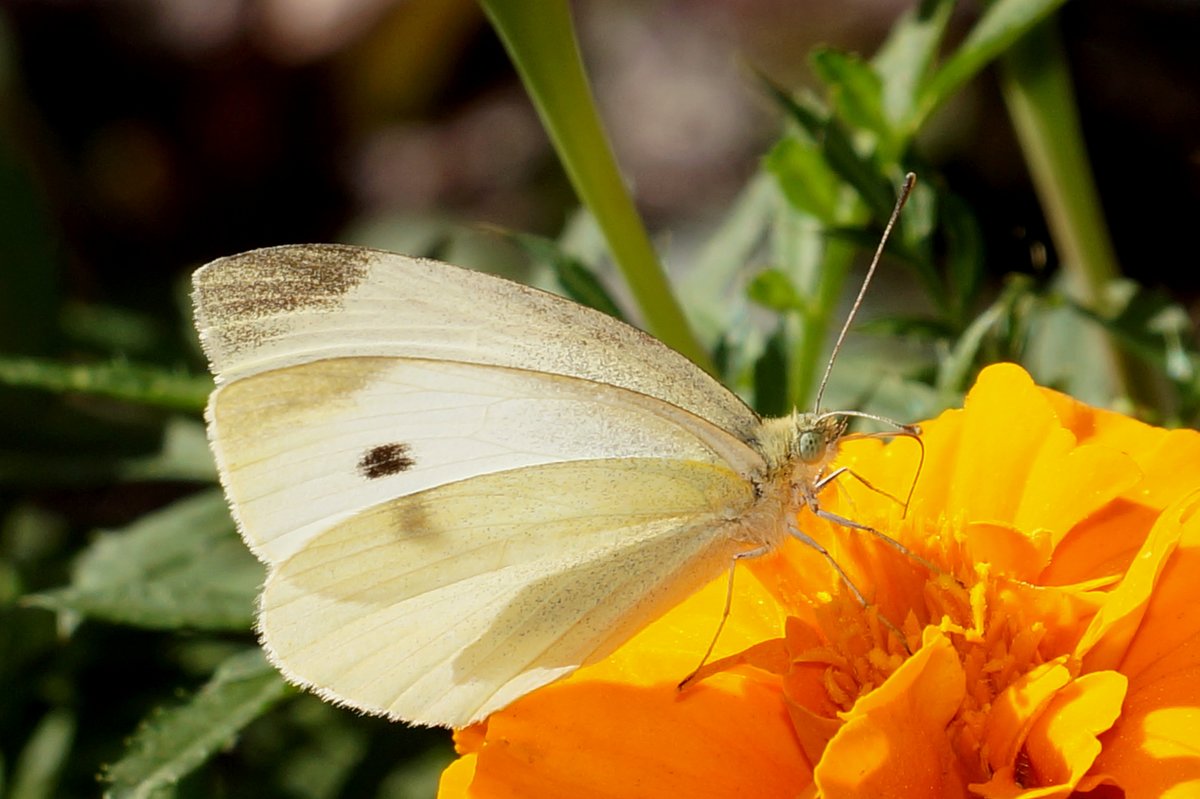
[812,172,918,414]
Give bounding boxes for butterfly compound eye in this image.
[797,430,824,464]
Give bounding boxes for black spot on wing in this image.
[358,443,415,479]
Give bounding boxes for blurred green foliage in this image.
[1,1,1197,798]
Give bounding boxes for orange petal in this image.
[959,520,1053,581]
[1120,428,1200,510]
[1076,493,1193,672]
[463,671,808,798]
[441,542,804,798]
[814,629,969,798]
[1090,671,1200,799]
[983,659,1072,775]
[1041,499,1162,586]
[949,364,1066,527]
[971,672,1126,799]
[907,405,965,514]
[1014,443,1140,551]
[1022,670,1127,788]
[1086,493,1200,798]
[1101,491,1200,680]
[438,754,479,799]
[1041,389,1200,511]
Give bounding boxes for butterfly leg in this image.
[815,466,908,511]
[808,467,936,572]
[677,544,770,691]
[810,502,939,574]
[834,428,925,515]
[788,521,913,654]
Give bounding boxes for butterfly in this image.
[192,176,918,728]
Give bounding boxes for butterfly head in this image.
[756,412,848,480]
[794,412,848,466]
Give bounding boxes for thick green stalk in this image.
[479,1,712,371]
[998,19,1147,403]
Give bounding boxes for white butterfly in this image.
[193,182,917,728]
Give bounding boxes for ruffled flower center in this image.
[783,507,1067,783]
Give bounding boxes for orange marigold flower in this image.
[437,363,1200,799]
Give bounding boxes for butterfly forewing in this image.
[194,244,760,439]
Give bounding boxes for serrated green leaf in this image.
[746,268,802,313]
[873,0,955,127]
[0,356,210,413]
[914,0,1070,127]
[103,649,290,799]
[762,138,841,223]
[757,73,894,221]
[811,49,892,150]
[27,490,259,631]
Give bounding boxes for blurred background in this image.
[1,0,1198,797]
[3,0,1198,326]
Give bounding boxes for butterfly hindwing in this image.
[261,458,755,727]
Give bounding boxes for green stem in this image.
[479,0,712,371]
[998,19,1147,403]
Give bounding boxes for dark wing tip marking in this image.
[358,443,416,479]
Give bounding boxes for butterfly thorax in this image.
[733,412,848,551]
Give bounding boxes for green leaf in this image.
[759,74,894,221]
[939,189,985,322]
[1072,283,1200,415]
[746,268,802,313]
[0,357,210,413]
[27,490,260,631]
[680,172,775,353]
[7,709,74,799]
[873,0,955,128]
[103,649,291,799]
[937,275,1038,396]
[752,322,790,418]
[811,49,892,151]
[0,416,217,487]
[762,138,841,223]
[913,0,1070,127]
